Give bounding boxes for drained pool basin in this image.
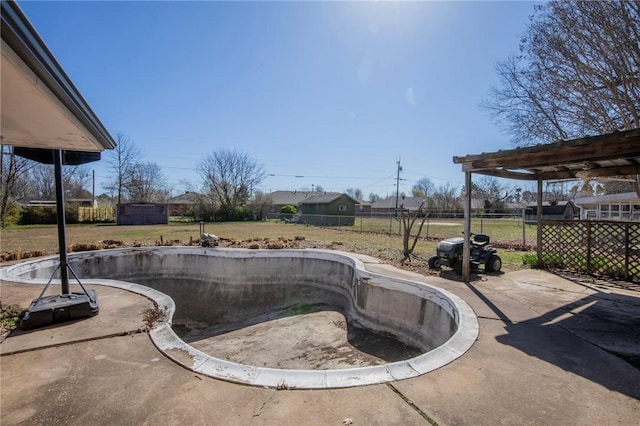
[1,247,478,389]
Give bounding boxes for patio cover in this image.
[1,1,116,301]
[453,128,640,280]
[1,0,115,153]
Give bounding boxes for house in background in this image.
[524,201,579,224]
[267,190,341,214]
[116,202,168,225]
[370,196,425,216]
[168,191,201,217]
[298,193,360,226]
[573,192,640,221]
[354,201,371,216]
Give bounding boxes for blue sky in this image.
[19,0,539,198]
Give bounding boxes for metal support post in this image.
[463,172,472,280]
[54,149,70,294]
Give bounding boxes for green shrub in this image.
[19,206,56,224]
[191,202,217,222]
[0,302,24,332]
[522,253,540,268]
[280,205,296,220]
[280,205,297,215]
[209,205,254,222]
[18,203,81,225]
[232,205,253,221]
[1,202,22,227]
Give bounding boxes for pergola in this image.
[453,128,640,280]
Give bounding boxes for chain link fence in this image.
[267,212,537,245]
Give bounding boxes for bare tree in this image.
[29,164,56,200]
[103,133,141,204]
[346,187,364,200]
[474,176,510,212]
[601,179,634,194]
[196,149,266,219]
[368,193,380,203]
[432,183,460,213]
[1,145,35,226]
[64,166,91,198]
[25,163,89,200]
[483,1,639,145]
[400,199,428,265]
[248,190,272,221]
[126,161,168,202]
[411,177,435,198]
[545,181,573,203]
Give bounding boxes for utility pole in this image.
[395,159,402,216]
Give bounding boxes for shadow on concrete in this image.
[436,268,505,283]
[464,280,640,400]
[550,268,640,294]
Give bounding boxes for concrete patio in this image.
[1,258,639,425]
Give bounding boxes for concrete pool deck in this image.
[1,255,639,425]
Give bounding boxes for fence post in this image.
[522,209,526,247]
[426,217,430,239]
[586,221,592,275]
[624,223,630,281]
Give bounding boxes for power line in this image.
[266,172,396,180]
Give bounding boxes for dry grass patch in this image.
[141,305,167,331]
[0,303,24,341]
[0,249,45,262]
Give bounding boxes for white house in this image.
[573,192,640,221]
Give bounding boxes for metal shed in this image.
[116,203,169,225]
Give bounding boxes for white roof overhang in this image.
[1,1,116,156]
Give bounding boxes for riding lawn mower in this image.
[428,232,502,275]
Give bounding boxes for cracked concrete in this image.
[1,261,639,425]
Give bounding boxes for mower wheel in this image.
[486,255,502,273]
[428,256,442,269]
[454,259,463,275]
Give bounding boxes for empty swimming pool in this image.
[1,247,478,389]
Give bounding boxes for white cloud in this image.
[405,86,417,105]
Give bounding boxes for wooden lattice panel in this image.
[541,220,639,282]
[628,223,640,281]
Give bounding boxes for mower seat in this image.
[472,233,490,247]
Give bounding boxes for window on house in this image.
[339,204,347,212]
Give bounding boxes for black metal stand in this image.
[20,150,99,330]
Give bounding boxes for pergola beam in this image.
[461,141,639,171]
[469,163,640,181]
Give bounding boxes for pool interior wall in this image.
[1,247,479,389]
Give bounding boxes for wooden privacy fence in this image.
[78,207,115,223]
[541,220,640,282]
